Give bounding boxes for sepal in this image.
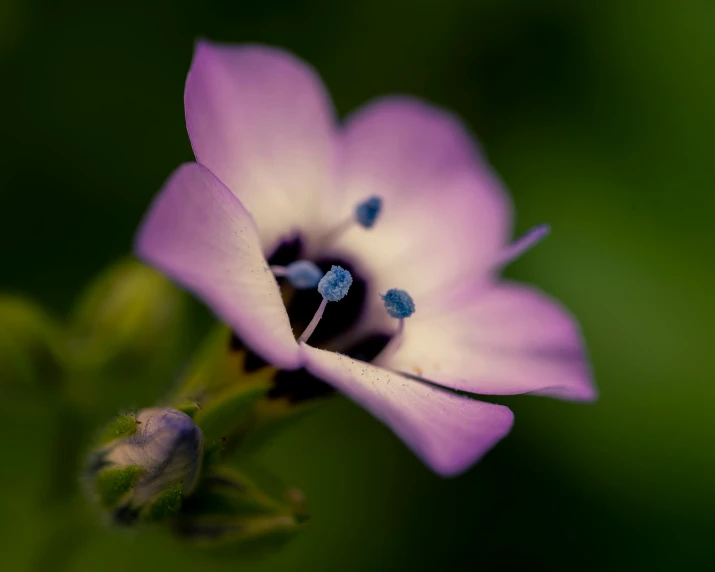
[174,466,308,550]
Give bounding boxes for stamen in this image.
[271,260,324,289]
[298,266,353,344]
[381,289,416,319]
[373,289,415,364]
[355,196,383,229]
[318,266,353,301]
[317,196,384,247]
[298,298,328,344]
[497,224,551,266]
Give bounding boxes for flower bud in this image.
[0,295,65,389]
[70,258,187,371]
[174,467,307,549]
[87,408,203,524]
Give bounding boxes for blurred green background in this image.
[1,0,714,570]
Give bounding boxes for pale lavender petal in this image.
[378,282,596,401]
[300,344,514,476]
[185,41,337,254]
[135,163,300,370]
[320,98,513,334]
[331,98,511,289]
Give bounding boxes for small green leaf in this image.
[174,401,201,418]
[194,381,271,442]
[176,513,304,551]
[95,465,141,508]
[173,465,308,550]
[172,325,277,402]
[182,468,287,518]
[172,326,232,398]
[96,414,137,445]
[143,483,183,522]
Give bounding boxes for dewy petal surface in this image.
[300,344,514,476]
[185,41,337,254]
[326,98,512,324]
[135,163,300,369]
[379,283,596,401]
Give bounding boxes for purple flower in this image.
[135,41,596,477]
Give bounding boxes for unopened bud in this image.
[175,467,307,548]
[0,295,65,388]
[87,408,203,524]
[70,259,186,370]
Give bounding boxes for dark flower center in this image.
[230,237,391,403]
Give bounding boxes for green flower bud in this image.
[70,259,186,371]
[174,467,307,549]
[0,295,65,389]
[87,408,203,524]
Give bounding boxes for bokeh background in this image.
[1,0,714,570]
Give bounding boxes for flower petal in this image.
[327,97,512,303]
[379,283,596,401]
[135,163,300,369]
[185,41,337,254]
[300,343,514,476]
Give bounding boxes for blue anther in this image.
[381,289,415,319]
[355,196,383,228]
[318,265,353,302]
[284,260,324,289]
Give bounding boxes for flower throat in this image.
[229,237,391,403]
